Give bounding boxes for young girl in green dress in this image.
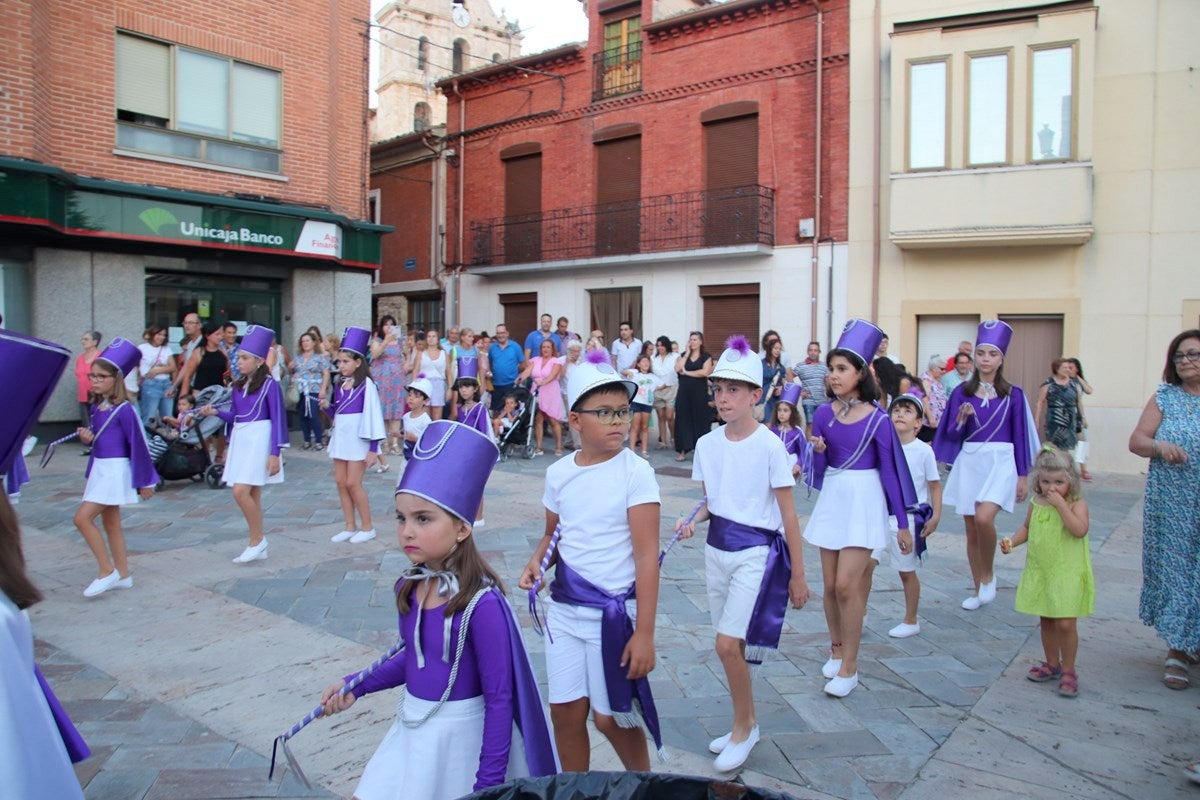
[1000,446,1093,697]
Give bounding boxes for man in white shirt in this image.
[610,321,642,373]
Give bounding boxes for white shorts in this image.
[870,514,919,572]
[82,457,140,506]
[545,601,622,715]
[327,413,371,461]
[803,469,889,551]
[705,544,768,639]
[222,420,284,486]
[943,441,1017,514]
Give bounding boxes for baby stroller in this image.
[145,384,231,489]
[497,383,537,461]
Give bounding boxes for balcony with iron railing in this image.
[469,185,774,269]
[593,43,642,101]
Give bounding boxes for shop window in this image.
[967,52,1009,165]
[1030,45,1075,161]
[115,32,282,173]
[907,59,948,170]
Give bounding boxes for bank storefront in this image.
[0,157,389,422]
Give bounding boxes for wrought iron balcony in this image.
[593,44,642,101]
[469,185,774,267]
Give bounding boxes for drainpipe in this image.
[870,0,882,323]
[810,1,824,342]
[419,133,445,324]
[452,78,466,328]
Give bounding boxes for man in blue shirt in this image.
[488,323,527,414]
[524,314,560,359]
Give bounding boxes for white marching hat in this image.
[567,349,637,411]
[710,335,763,388]
[407,375,434,399]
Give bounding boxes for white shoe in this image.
[888,622,920,638]
[713,726,759,772]
[233,540,268,563]
[961,595,982,610]
[821,657,842,679]
[83,570,120,598]
[349,529,376,544]
[708,731,732,754]
[978,579,997,604]
[330,530,355,542]
[114,576,134,590]
[824,672,859,697]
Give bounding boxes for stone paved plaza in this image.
[15,435,1198,799]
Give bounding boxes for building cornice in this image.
[644,0,814,43]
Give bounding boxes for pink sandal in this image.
[1057,669,1079,697]
[1026,661,1062,683]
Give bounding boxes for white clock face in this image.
[452,5,471,27]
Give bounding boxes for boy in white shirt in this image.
[519,350,663,771]
[864,391,942,637]
[675,336,809,773]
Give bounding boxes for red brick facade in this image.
[1,0,369,220]
[441,0,850,267]
[373,138,437,284]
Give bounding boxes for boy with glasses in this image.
[519,349,664,771]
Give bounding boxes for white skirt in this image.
[803,469,889,551]
[355,694,528,800]
[943,441,1017,514]
[328,413,370,461]
[222,420,284,486]
[82,457,139,506]
[426,376,447,407]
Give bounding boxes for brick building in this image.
[437,0,850,349]
[0,0,387,421]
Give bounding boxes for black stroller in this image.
[145,384,231,489]
[497,383,537,461]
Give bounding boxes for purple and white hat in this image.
[567,349,636,411]
[456,353,479,381]
[975,320,1013,356]
[779,382,803,408]
[833,319,884,368]
[396,420,499,525]
[340,326,371,358]
[240,325,274,360]
[710,335,763,388]
[0,331,71,476]
[96,337,140,377]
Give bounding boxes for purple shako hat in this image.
[456,353,479,381]
[340,326,371,358]
[96,337,141,377]
[240,325,275,360]
[0,330,71,476]
[395,420,498,525]
[779,382,802,408]
[833,319,885,368]
[975,320,1013,356]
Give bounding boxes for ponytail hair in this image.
[0,494,43,610]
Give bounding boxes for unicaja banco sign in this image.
[178,220,286,247]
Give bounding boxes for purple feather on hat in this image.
[725,335,752,357]
[585,349,609,365]
[416,372,426,379]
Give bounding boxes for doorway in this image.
[999,314,1064,393]
[146,272,281,346]
[589,287,643,345]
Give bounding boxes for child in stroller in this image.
[495,383,537,461]
[144,385,231,488]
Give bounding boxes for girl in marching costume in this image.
[319,421,557,799]
[73,338,159,598]
[199,326,288,564]
[933,320,1039,611]
[804,320,916,698]
[768,382,806,478]
[323,327,387,545]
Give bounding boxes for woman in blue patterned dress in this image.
[289,332,330,450]
[370,315,407,455]
[1128,329,1200,691]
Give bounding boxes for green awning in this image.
[0,156,391,269]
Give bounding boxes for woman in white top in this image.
[137,325,177,422]
[649,335,679,449]
[410,328,454,420]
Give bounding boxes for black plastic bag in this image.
[460,771,798,800]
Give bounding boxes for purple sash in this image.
[549,561,664,757]
[707,515,792,664]
[34,665,90,763]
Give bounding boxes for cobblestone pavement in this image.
[15,433,1198,799]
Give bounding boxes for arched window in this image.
[492,52,502,63]
[414,102,431,132]
[417,37,429,71]
[452,38,469,73]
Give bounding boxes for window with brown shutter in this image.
[499,292,539,344]
[595,134,641,256]
[700,283,760,350]
[703,113,759,246]
[504,152,542,263]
